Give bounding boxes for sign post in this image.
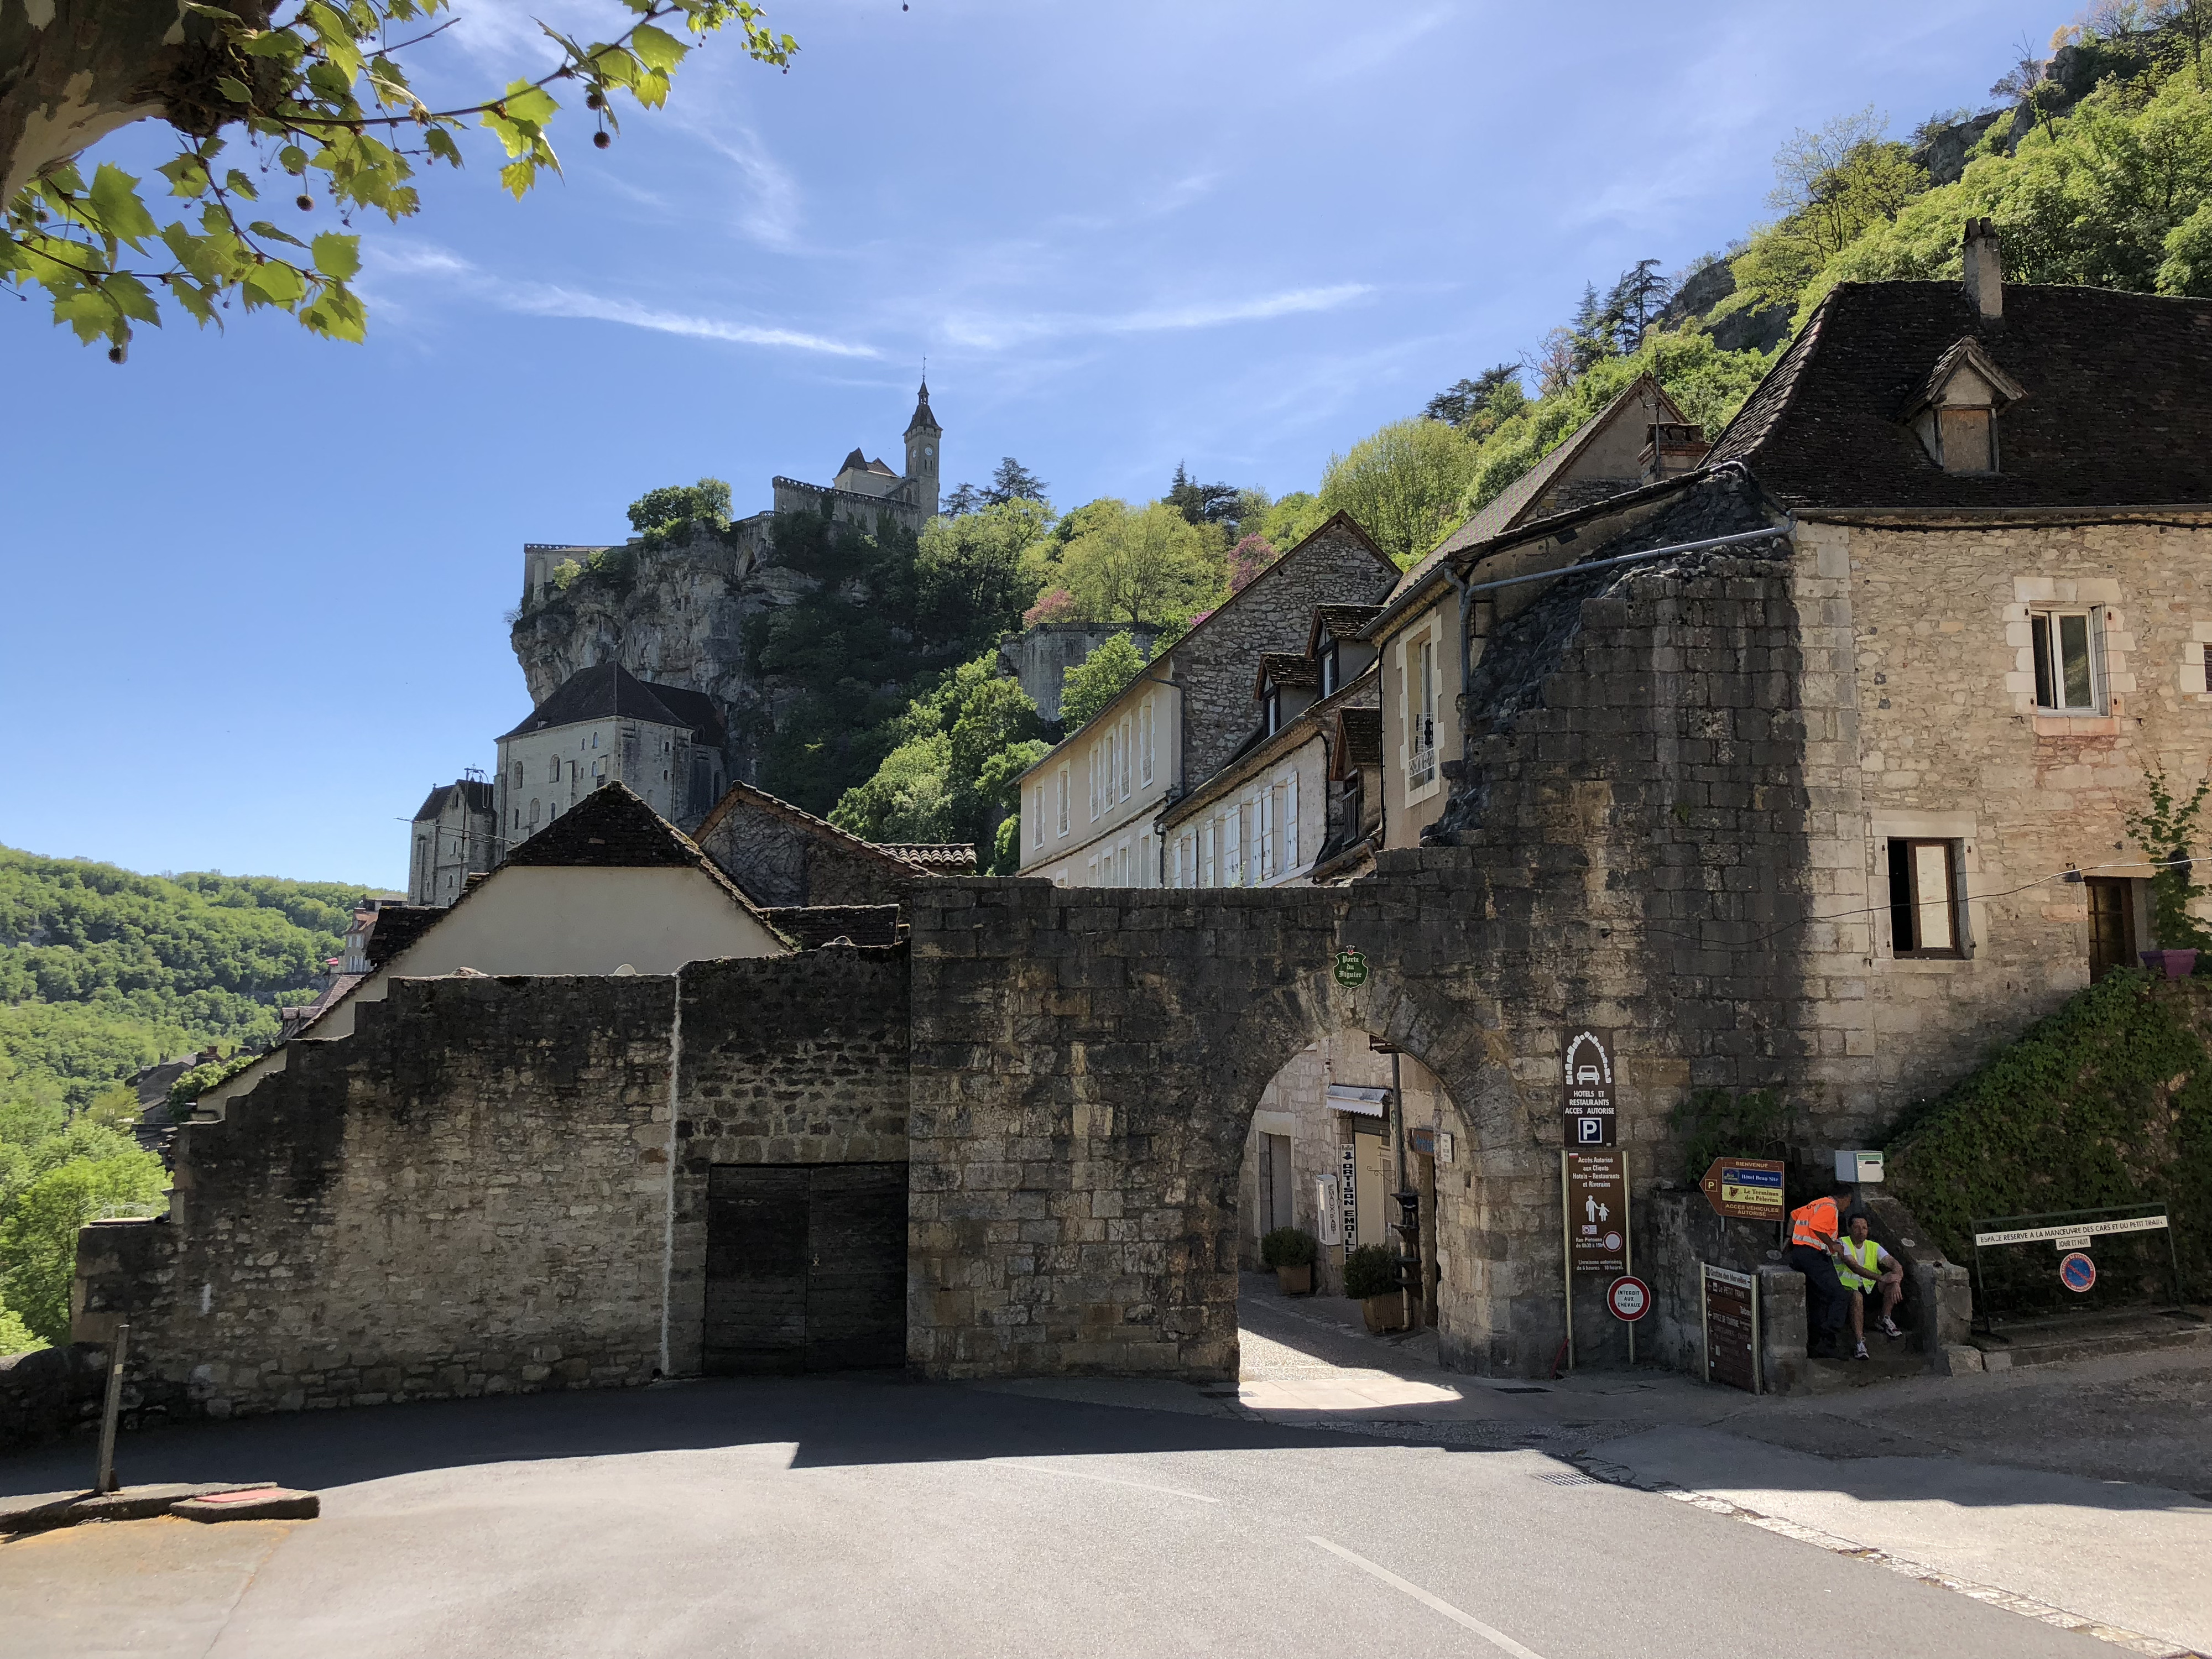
[1700,1264,1759,1393]
[1560,1030,1616,1146]
[1561,1148,1630,1372]
[1698,1157,1787,1222]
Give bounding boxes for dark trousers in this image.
[1789,1244,1847,1345]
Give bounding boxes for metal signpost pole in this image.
[1700,1270,1711,1384]
[1559,1149,1574,1373]
[1623,1152,1635,1368]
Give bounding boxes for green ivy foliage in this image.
[1667,1087,1794,1188]
[1886,971,2212,1301]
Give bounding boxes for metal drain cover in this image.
[1532,1471,1600,1486]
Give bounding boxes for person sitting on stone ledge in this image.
[1835,1211,1905,1360]
[1786,1185,1852,1359]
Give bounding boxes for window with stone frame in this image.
[2030,609,2104,713]
[1888,838,1966,958]
[1032,785,1045,848]
[1140,698,1154,786]
[1407,635,1438,791]
[1057,766,1071,836]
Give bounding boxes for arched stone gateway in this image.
[903,869,1567,1381]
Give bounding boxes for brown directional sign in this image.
[1561,1029,1616,1146]
[1698,1157,1787,1222]
[1563,1150,1627,1276]
[1702,1263,1759,1393]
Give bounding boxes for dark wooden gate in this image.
[704,1162,907,1374]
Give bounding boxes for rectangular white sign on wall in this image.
[1316,1177,1343,1246]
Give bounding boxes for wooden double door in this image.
[704,1162,908,1374]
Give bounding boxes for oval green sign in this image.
[1333,948,1369,988]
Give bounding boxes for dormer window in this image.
[1265,686,1282,735]
[1901,337,2026,476]
[1320,642,1339,697]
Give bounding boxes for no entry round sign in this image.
[2060,1251,2097,1293]
[1606,1275,1651,1322]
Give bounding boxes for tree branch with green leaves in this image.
[1,0,796,358]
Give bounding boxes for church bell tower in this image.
[904,379,941,519]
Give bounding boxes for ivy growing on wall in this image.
[1885,970,2212,1302]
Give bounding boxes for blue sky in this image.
[1,0,2041,888]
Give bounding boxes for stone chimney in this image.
[1961,217,2003,322]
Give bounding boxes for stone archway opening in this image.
[1230,1022,1479,1376]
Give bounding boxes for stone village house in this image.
[56,230,2212,1429]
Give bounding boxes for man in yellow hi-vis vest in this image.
[1837,1212,1905,1360]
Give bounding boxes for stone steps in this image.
[1969,1307,2211,1370]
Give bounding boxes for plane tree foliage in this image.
[1,0,796,356]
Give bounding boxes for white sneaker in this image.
[1853,1342,1870,1360]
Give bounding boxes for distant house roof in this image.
[1397,374,1686,606]
[763,905,904,948]
[362,905,440,967]
[877,843,978,873]
[410,779,495,822]
[691,780,936,880]
[1705,281,2212,510]
[499,664,722,743]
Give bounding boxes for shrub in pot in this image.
[1343,1243,1405,1332]
[1261,1227,1318,1293]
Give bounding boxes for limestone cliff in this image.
[508,527,816,787]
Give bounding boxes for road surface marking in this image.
[1307,1536,1546,1659]
[993,1461,1220,1503]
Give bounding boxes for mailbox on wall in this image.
[1833,1150,1885,1184]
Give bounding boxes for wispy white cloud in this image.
[942,283,1374,351]
[682,123,806,249]
[364,242,877,356]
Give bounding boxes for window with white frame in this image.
[1200,821,1215,886]
[1140,698,1154,786]
[1410,635,1438,788]
[1285,772,1300,872]
[1224,807,1243,885]
[1088,748,1099,820]
[1056,767,1070,836]
[1032,785,1044,849]
[1138,831,1152,885]
[1259,787,1276,878]
[1119,718,1133,798]
[2030,609,2104,713]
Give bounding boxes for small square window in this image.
[1888,838,1965,958]
[2030,611,2101,712]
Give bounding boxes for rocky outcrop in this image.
[508,528,812,786]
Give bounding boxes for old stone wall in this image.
[1001,623,1160,724]
[664,949,911,1375]
[78,974,677,1421]
[1175,525,1398,788]
[1828,517,2212,1113]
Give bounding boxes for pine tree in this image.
[982,458,1050,507]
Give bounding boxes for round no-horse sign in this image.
[1606,1275,1651,1322]
[2060,1251,2097,1293]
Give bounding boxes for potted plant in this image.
[1343,1244,1404,1332]
[2125,767,2212,977]
[1261,1227,1318,1293]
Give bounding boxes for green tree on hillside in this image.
[1730,107,1929,311]
[1426,366,1528,436]
[1318,417,1479,566]
[627,478,734,549]
[1058,632,1151,731]
[915,499,1055,646]
[1059,501,1224,628]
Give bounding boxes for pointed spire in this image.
[905,376,940,436]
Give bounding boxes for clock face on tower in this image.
[925,446,934,458]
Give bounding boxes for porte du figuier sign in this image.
[1560,1030,1615,1146]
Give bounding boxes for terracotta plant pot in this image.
[1361,1293,1406,1333]
[1275,1263,1313,1295]
[2140,948,2200,979]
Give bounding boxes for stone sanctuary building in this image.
[59,230,2212,1428]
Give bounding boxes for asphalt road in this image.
[1,1369,2114,1659]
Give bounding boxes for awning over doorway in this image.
[1324,1084,1391,1117]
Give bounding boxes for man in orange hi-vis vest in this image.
[1787,1186,1854,1359]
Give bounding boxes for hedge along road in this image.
[0,1375,2110,1659]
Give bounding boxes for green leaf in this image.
[279,145,309,174]
[246,220,308,248]
[630,23,687,74]
[500,80,559,127]
[87,165,158,249]
[105,273,161,325]
[243,260,306,306]
[224,169,260,201]
[158,154,211,199]
[53,290,121,346]
[310,231,359,279]
[243,28,306,61]
[424,128,463,167]
[216,75,255,106]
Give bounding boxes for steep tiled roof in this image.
[363,905,440,967]
[1255,652,1321,696]
[1704,281,2212,510]
[1309,604,1383,655]
[499,664,709,742]
[1333,706,1383,770]
[638,682,726,746]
